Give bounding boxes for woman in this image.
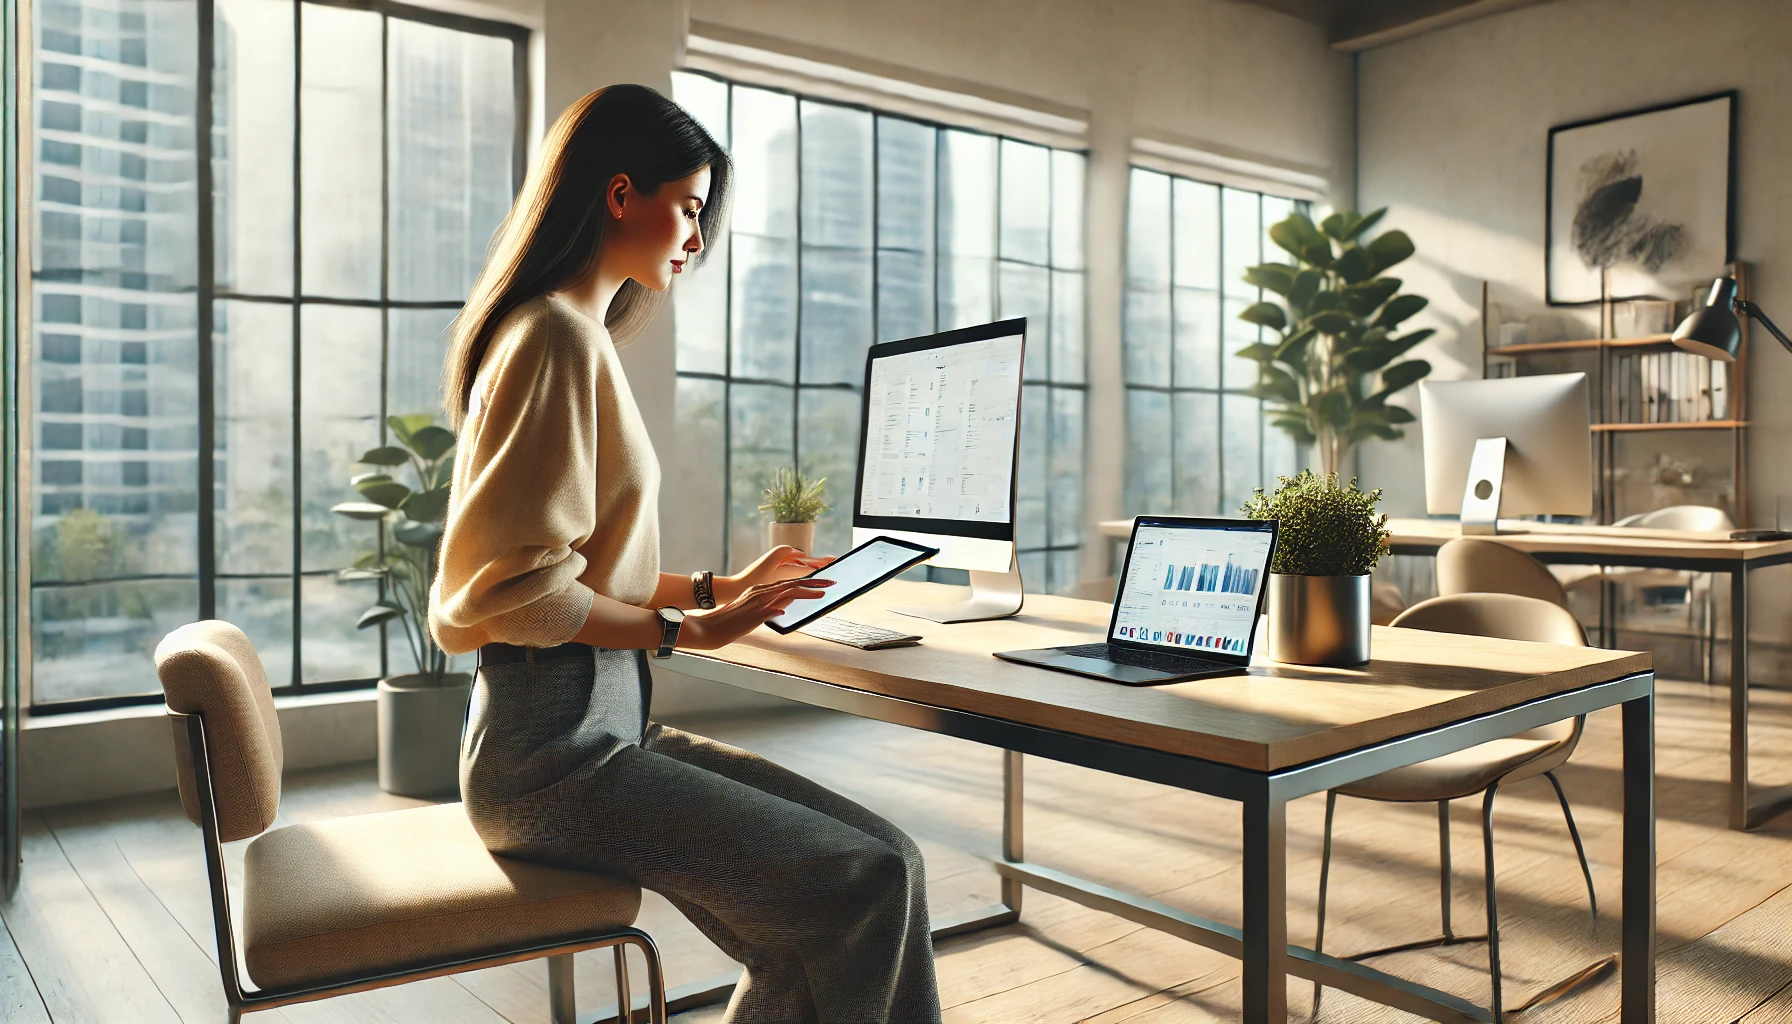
[429,85,941,1022]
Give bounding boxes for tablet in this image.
[765,536,940,633]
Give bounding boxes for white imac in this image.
[1419,372,1593,534]
[853,318,1026,623]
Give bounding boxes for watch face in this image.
[659,606,685,623]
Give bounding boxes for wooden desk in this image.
[1102,515,1792,832]
[669,581,1657,1023]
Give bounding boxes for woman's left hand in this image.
[715,545,832,604]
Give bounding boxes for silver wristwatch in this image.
[652,606,685,659]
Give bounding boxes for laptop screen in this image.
[1109,520,1275,657]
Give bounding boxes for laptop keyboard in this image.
[1056,642,1230,674]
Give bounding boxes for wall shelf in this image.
[1590,420,1747,432]
[1479,262,1751,524]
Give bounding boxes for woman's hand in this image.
[715,545,831,604]
[680,576,835,650]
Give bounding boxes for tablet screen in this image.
[766,537,937,632]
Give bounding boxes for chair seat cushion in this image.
[244,802,640,991]
[1337,721,1577,803]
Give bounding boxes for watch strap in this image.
[653,607,682,659]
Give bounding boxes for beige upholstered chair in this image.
[1311,594,1596,1021]
[154,621,665,1024]
[1435,536,1571,608]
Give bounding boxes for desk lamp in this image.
[1671,276,1792,361]
[1671,277,1792,541]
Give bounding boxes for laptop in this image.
[995,516,1278,685]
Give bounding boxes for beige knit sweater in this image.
[429,293,661,655]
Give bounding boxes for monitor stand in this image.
[1460,436,1508,536]
[891,563,1025,623]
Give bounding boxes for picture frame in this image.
[1546,90,1736,306]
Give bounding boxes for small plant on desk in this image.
[1242,470,1390,666]
[759,467,830,554]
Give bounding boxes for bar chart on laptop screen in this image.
[1111,526,1273,656]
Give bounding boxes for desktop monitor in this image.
[1420,372,1593,534]
[852,318,1026,622]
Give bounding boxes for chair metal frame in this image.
[172,710,667,1024]
[1311,746,1598,1021]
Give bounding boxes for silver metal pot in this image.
[377,672,472,798]
[1266,573,1371,666]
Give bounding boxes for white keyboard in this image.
[799,617,922,650]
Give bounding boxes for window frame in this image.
[1122,166,1310,519]
[23,0,530,714]
[671,68,1089,590]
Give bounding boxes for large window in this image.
[1123,168,1306,517]
[669,71,1088,594]
[27,0,524,708]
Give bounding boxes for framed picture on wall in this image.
[1546,90,1736,306]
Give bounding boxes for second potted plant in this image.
[1241,470,1391,667]
[332,414,466,797]
[759,467,829,554]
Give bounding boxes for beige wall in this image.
[1356,0,1792,650]
[1357,0,1792,521]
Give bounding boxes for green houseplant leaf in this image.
[331,501,391,521]
[358,446,411,467]
[1365,229,1416,276]
[1244,263,1296,295]
[406,425,458,461]
[393,517,445,548]
[352,474,412,510]
[1238,302,1287,332]
[356,604,405,630]
[399,486,452,524]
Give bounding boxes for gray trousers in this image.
[461,648,941,1023]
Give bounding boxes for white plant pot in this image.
[767,520,817,554]
[377,672,472,798]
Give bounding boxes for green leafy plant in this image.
[758,467,829,524]
[1241,470,1391,577]
[1237,208,1434,476]
[331,414,458,684]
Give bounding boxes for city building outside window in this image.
[26,0,524,709]
[669,70,1089,594]
[1123,167,1307,519]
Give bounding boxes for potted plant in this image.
[1237,208,1435,477]
[331,414,465,797]
[1241,470,1391,666]
[759,467,829,554]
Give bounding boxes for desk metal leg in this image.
[1002,749,1024,913]
[1242,793,1288,1023]
[1730,566,1792,830]
[932,749,1025,938]
[1732,568,1750,830]
[1622,690,1656,1023]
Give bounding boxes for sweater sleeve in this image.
[429,313,599,653]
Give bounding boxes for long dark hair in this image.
[443,84,731,427]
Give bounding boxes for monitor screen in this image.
[855,321,1023,539]
[1110,522,1274,657]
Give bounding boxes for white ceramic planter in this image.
[377,672,472,798]
[1266,573,1371,666]
[767,520,817,554]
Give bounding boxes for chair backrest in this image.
[1435,537,1569,608]
[154,620,284,842]
[1391,592,1587,647]
[1628,504,1735,533]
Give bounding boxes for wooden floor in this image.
[9,677,1792,1023]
